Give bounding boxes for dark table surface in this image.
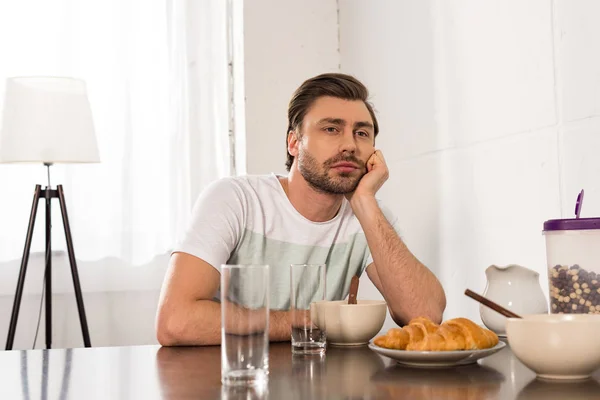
[1,339,599,400]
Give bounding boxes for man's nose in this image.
[339,129,357,153]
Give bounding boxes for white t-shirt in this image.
[173,173,399,309]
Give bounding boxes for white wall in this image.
[339,0,600,331]
[241,0,340,175]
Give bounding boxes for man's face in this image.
[289,96,376,194]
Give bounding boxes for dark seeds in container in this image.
[549,264,600,314]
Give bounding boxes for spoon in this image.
[464,289,522,319]
[348,275,359,304]
[575,189,585,219]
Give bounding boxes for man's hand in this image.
[346,149,389,203]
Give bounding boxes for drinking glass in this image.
[221,264,270,387]
[290,263,327,355]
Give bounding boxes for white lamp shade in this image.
[0,76,100,163]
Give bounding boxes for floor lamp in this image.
[0,77,100,350]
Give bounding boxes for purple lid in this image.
[544,217,600,231]
[545,189,600,231]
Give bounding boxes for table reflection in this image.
[220,384,269,400]
[288,344,386,399]
[155,343,388,399]
[20,351,30,400]
[18,348,74,400]
[517,378,600,400]
[367,362,505,400]
[154,341,600,400]
[155,345,223,399]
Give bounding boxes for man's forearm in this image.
[352,196,446,324]
[158,299,293,346]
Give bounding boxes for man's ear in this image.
[287,130,299,157]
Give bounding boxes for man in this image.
[156,73,446,346]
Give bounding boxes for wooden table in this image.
[1,340,599,399]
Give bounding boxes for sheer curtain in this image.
[0,0,233,348]
[0,0,232,267]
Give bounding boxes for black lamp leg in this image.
[57,185,91,347]
[45,187,52,350]
[6,185,42,351]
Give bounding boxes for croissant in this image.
[373,316,436,349]
[374,317,499,351]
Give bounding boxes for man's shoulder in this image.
[202,173,280,198]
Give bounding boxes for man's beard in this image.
[297,148,366,194]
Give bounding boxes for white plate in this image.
[368,341,506,368]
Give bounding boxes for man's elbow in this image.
[156,310,183,347]
[417,305,444,325]
[391,295,446,326]
[438,289,447,318]
[428,307,444,325]
[157,327,178,347]
[428,285,447,324]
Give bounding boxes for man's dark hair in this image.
[285,73,379,171]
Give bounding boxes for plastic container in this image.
[543,190,600,315]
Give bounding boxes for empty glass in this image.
[221,264,270,387]
[290,264,327,355]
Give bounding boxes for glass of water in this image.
[290,264,327,355]
[221,264,270,387]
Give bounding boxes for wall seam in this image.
[550,0,565,217]
[336,0,341,70]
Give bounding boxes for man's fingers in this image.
[367,153,377,170]
[369,150,386,168]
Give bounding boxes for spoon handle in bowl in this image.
[348,275,359,304]
[464,289,522,319]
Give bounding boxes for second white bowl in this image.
[506,314,600,380]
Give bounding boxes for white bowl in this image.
[506,314,600,380]
[312,300,387,346]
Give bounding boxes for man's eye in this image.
[356,131,369,137]
[324,127,338,133]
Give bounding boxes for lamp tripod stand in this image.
[5,164,91,350]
